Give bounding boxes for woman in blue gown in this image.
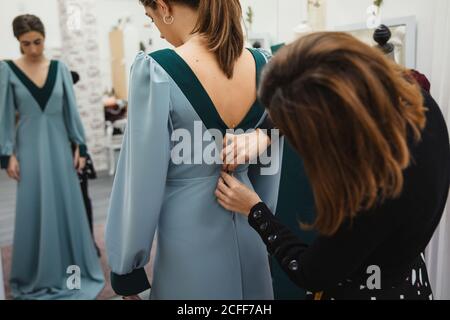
[0,14,104,300]
[106,0,282,300]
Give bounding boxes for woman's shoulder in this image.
[131,51,171,83]
[147,48,175,59]
[422,91,449,145]
[134,49,174,63]
[0,60,12,80]
[0,60,8,70]
[0,60,15,70]
[49,60,70,77]
[52,59,67,71]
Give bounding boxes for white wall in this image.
[241,0,438,78]
[240,0,303,46]
[326,0,438,79]
[0,0,61,59]
[0,0,167,92]
[0,0,439,79]
[93,0,170,92]
[0,0,305,90]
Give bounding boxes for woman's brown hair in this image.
[13,14,45,39]
[140,0,244,78]
[260,32,427,236]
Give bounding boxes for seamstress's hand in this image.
[222,129,271,173]
[73,146,86,174]
[215,171,262,216]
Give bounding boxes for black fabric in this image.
[303,254,433,300]
[248,92,450,299]
[271,142,317,300]
[71,71,80,85]
[78,170,101,257]
[258,115,276,132]
[71,143,99,255]
[78,144,88,158]
[80,177,93,233]
[110,268,151,297]
[0,156,9,169]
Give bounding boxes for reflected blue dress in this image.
[106,49,283,299]
[0,60,104,300]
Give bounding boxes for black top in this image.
[249,91,450,294]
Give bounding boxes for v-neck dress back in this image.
[0,60,104,300]
[106,49,283,300]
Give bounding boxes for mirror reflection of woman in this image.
[0,14,104,299]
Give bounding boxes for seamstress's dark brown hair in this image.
[260,32,426,236]
[140,0,244,78]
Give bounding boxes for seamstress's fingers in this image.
[220,171,240,188]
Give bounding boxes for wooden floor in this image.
[0,171,114,247]
[0,168,157,299]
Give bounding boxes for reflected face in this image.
[145,5,182,47]
[18,31,45,59]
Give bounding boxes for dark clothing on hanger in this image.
[76,152,97,232]
[409,70,431,93]
[71,144,99,245]
[250,91,450,300]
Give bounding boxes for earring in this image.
[163,15,174,25]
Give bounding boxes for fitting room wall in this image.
[0,0,443,168]
[0,0,61,59]
[0,0,440,80]
[326,0,438,84]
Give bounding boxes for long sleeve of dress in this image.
[0,61,16,169]
[105,53,172,296]
[60,62,88,157]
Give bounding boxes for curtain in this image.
[425,0,450,301]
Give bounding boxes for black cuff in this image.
[248,202,273,225]
[0,156,10,170]
[79,144,88,158]
[110,268,151,296]
[248,202,282,256]
[248,202,276,236]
